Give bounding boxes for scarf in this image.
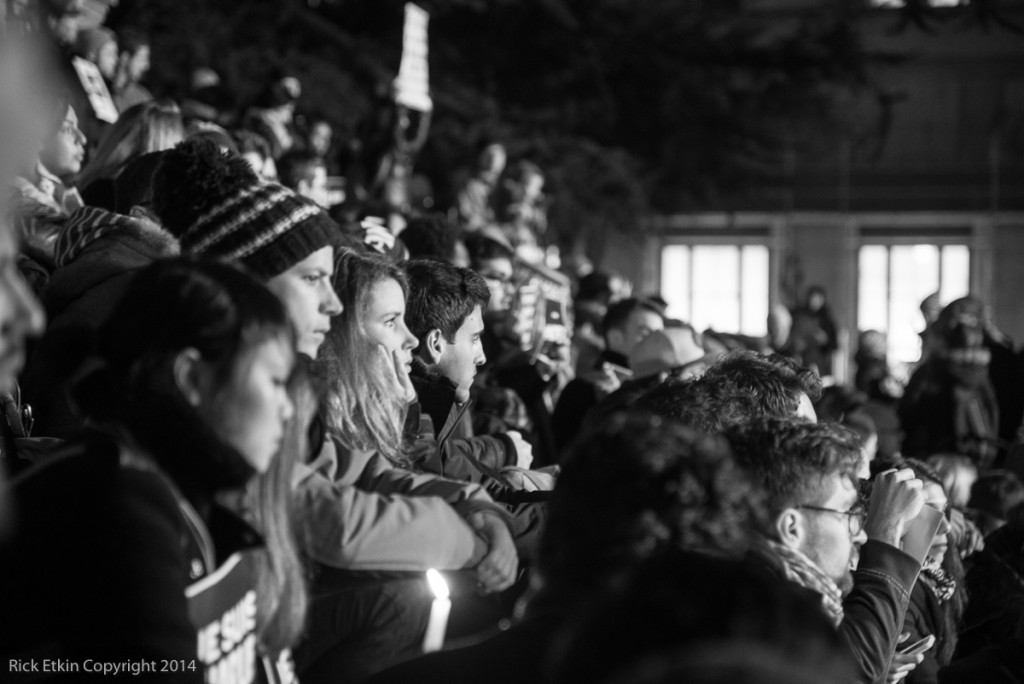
[54,205,138,267]
[757,538,845,626]
[923,566,957,603]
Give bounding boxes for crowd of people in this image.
[2,2,1024,684]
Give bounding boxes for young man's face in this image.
[476,257,514,313]
[435,304,486,403]
[798,473,866,596]
[265,246,342,358]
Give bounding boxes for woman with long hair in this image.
[319,248,416,466]
[294,249,518,682]
[77,99,184,206]
[0,258,298,680]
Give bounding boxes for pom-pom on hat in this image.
[151,138,339,280]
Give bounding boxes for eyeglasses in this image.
[796,504,866,537]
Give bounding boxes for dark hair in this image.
[464,231,513,268]
[74,259,292,485]
[258,77,300,109]
[550,549,852,684]
[814,385,867,424]
[115,27,149,55]
[577,271,613,303]
[232,129,272,159]
[113,150,166,213]
[400,213,461,262]
[637,376,759,434]
[539,411,765,605]
[603,297,663,336]
[725,416,862,515]
[90,258,289,398]
[404,258,489,345]
[276,150,324,192]
[703,350,822,418]
[970,470,1024,523]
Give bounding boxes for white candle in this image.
[423,569,451,653]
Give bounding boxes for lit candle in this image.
[423,569,451,653]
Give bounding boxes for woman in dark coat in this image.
[0,259,296,682]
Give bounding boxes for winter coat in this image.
[900,359,1000,466]
[293,434,507,572]
[750,539,921,684]
[0,426,263,682]
[21,207,178,439]
[552,349,630,454]
[408,357,517,483]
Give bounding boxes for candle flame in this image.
[426,568,449,600]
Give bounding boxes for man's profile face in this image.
[436,305,486,404]
[799,473,865,596]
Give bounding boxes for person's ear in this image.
[173,347,210,408]
[423,329,444,365]
[775,508,805,550]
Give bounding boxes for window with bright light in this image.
[661,244,770,336]
[857,243,970,366]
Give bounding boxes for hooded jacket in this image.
[21,207,178,439]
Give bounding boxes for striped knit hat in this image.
[151,138,339,279]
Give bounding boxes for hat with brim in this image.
[629,328,709,380]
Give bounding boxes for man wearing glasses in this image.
[727,416,928,684]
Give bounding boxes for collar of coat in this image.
[409,356,467,442]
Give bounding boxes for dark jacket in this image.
[752,539,920,684]
[0,428,261,682]
[21,211,177,438]
[903,580,945,684]
[475,311,558,466]
[408,358,516,483]
[551,349,629,455]
[899,359,1000,466]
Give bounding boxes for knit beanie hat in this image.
[151,138,339,280]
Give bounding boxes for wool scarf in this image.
[760,538,845,626]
